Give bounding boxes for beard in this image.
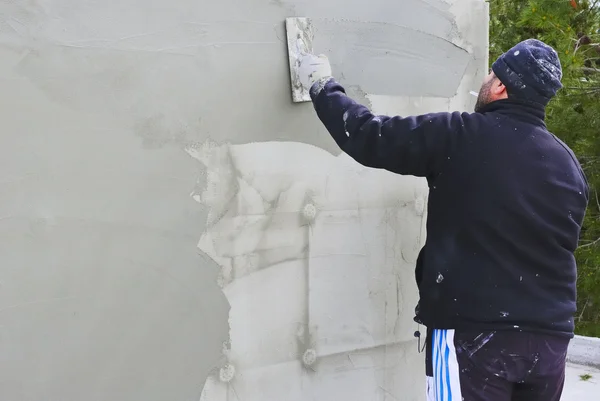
[474,79,494,113]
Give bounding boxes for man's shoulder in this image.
[545,130,589,187]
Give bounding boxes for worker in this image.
[297,39,590,401]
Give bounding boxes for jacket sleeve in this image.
[310,78,472,177]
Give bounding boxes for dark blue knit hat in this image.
[492,39,563,105]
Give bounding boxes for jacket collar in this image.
[477,98,546,127]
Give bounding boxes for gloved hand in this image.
[297,53,332,92]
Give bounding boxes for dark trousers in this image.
[425,328,570,401]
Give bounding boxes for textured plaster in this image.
[0,0,488,400]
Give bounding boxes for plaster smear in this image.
[187,141,428,400]
[312,19,470,97]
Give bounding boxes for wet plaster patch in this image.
[312,19,470,97]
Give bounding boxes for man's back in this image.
[415,98,589,336]
[302,36,590,401]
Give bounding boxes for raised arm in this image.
[298,54,472,177]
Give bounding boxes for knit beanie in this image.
[492,39,563,105]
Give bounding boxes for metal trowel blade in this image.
[285,17,314,103]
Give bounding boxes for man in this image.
[297,39,590,401]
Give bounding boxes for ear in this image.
[491,78,509,99]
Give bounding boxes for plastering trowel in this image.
[285,17,314,103]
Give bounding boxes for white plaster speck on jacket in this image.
[0,0,487,399]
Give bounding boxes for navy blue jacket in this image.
[310,79,589,337]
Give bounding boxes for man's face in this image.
[474,71,497,112]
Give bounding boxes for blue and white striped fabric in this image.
[426,329,463,401]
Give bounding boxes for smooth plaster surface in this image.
[0,0,488,400]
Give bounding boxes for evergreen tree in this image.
[488,0,600,336]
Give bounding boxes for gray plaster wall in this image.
[0,1,488,400]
